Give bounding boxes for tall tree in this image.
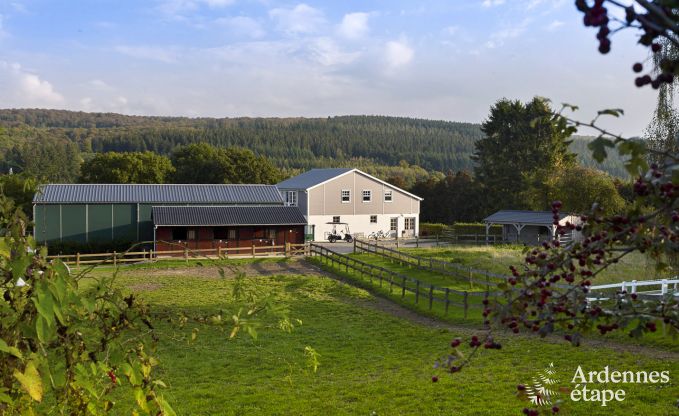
[473,97,576,212]
[171,143,282,184]
[522,165,626,215]
[645,37,679,163]
[79,151,175,183]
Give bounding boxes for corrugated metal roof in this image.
[33,184,284,204]
[276,168,354,189]
[152,206,307,226]
[483,210,568,225]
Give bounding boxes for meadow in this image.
[403,244,673,284]
[92,258,679,415]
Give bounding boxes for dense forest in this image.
[0,109,628,182]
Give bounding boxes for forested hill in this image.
[0,109,627,177]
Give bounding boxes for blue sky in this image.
[0,0,657,135]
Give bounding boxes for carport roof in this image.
[152,206,307,226]
[483,210,568,225]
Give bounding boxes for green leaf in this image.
[0,240,10,258]
[134,388,149,412]
[13,361,43,402]
[0,338,22,359]
[597,108,624,117]
[35,315,51,343]
[587,136,615,163]
[33,289,55,326]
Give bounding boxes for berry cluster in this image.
[575,0,678,89]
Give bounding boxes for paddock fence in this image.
[47,242,309,267]
[309,243,493,318]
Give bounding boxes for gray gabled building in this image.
[483,210,583,245]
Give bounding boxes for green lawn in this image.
[94,262,678,415]
[403,244,674,284]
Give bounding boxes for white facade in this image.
[277,168,422,242]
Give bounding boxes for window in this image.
[228,229,237,240]
[266,228,277,240]
[370,215,377,223]
[384,190,393,202]
[172,228,187,240]
[285,190,297,206]
[332,216,341,223]
[405,217,415,230]
[187,229,197,240]
[362,190,372,202]
[390,217,398,231]
[341,189,351,203]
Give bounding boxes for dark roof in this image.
[152,206,307,226]
[483,210,569,225]
[276,168,353,189]
[33,184,284,204]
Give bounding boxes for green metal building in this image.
[33,184,285,244]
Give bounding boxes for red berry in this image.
[107,370,117,384]
[633,62,643,73]
[552,406,560,413]
[517,384,526,391]
[432,375,439,382]
[451,338,461,348]
[652,43,661,53]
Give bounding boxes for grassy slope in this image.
[100,263,678,416]
[403,245,673,284]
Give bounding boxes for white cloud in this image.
[269,4,325,35]
[309,38,360,66]
[485,19,531,48]
[114,45,179,63]
[482,0,505,8]
[546,20,564,31]
[337,12,369,40]
[215,16,266,39]
[0,61,64,106]
[385,40,414,68]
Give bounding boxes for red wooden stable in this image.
[154,225,305,254]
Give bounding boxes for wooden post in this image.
[401,277,406,298]
[468,267,473,289]
[285,242,290,257]
[252,244,256,258]
[184,247,188,260]
[218,246,222,258]
[353,238,357,254]
[113,251,117,266]
[389,276,393,293]
[445,288,450,315]
[463,292,469,319]
[428,284,433,310]
[379,269,383,287]
[76,252,80,269]
[415,280,420,304]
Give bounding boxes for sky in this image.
[0,0,659,136]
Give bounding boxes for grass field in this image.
[92,260,679,415]
[403,244,674,284]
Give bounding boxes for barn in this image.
[483,210,583,245]
[33,184,305,252]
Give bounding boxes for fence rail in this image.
[47,243,309,267]
[353,239,510,288]
[589,278,679,299]
[309,243,492,318]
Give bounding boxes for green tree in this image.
[0,174,37,216]
[3,137,81,183]
[79,152,175,184]
[473,97,576,212]
[523,166,626,215]
[171,143,281,184]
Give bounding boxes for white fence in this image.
[588,278,679,301]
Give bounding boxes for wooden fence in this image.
[353,239,510,288]
[47,243,309,267]
[309,243,492,318]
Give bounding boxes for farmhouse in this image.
[277,168,422,241]
[483,210,582,245]
[33,184,306,252]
